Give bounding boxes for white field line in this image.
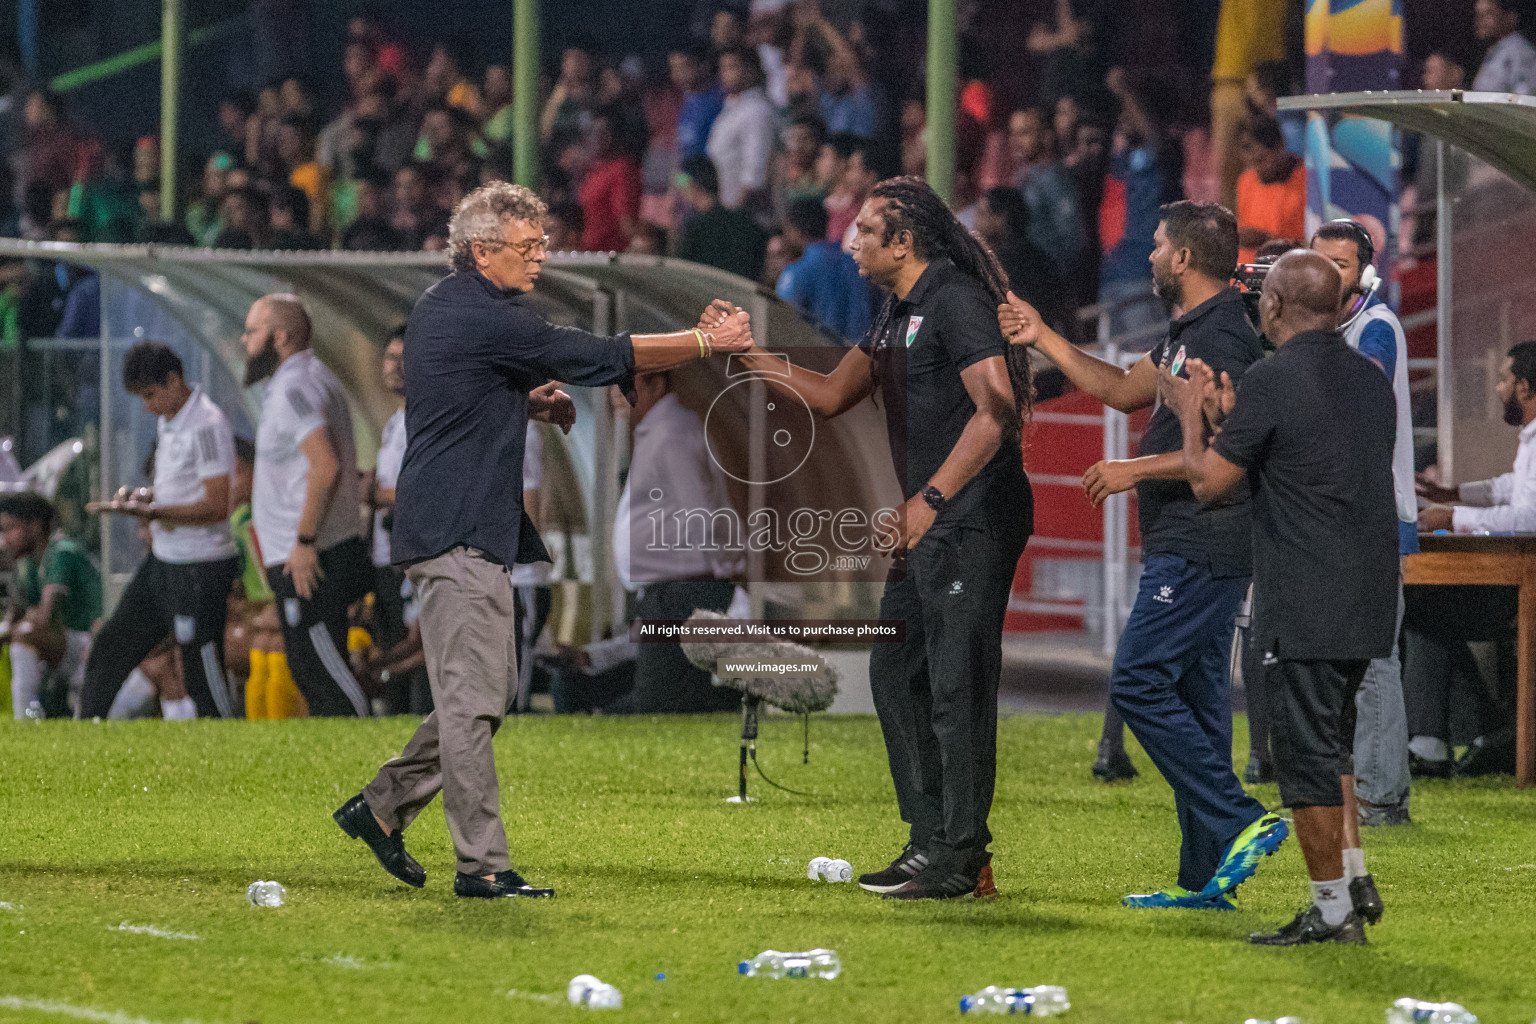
[107,922,199,941]
[0,995,207,1024]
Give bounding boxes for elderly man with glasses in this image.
[334,181,753,900]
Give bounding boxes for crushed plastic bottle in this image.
[1387,1000,1478,1024]
[959,985,1070,1015]
[567,975,622,1009]
[246,880,287,907]
[1243,1017,1308,1024]
[738,949,842,979]
[807,857,853,882]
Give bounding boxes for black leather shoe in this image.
[454,869,554,899]
[1408,752,1454,779]
[1249,905,1366,946]
[333,793,425,888]
[1454,736,1517,777]
[1092,743,1138,783]
[1350,875,1384,925]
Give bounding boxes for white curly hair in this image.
[447,181,548,273]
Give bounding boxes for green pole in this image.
[160,0,184,224]
[926,0,957,205]
[513,0,540,189]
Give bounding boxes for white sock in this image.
[10,643,43,718]
[1311,876,1351,926]
[108,669,158,720]
[160,696,197,721]
[1409,735,1449,761]
[1342,847,1367,882]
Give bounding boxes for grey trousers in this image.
[363,547,517,876]
[1353,580,1410,809]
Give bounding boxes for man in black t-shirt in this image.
[706,177,1032,900]
[1000,201,1282,910]
[1166,250,1398,946]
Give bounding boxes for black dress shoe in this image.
[1244,757,1274,785]
[455,869,554,899]
[1408,752,1454,779]
[1092,743,1138,783]
[333,793,425,888]
[1350,875,1384,925]
[1249,905,1366,946]
[1454,736,1517,777]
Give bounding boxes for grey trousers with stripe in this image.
[363,546,517,876]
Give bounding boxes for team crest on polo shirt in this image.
[904,316,924,347]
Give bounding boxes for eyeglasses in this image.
[508,234,551,258]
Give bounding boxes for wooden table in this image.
[1403,535,1536,787]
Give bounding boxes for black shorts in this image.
[1265,657,1368,808]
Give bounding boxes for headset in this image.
[1323,218,1378,293]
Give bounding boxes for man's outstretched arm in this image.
[700,300,875,417]
[998,291,1158,413]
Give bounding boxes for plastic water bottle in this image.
[738,949,842,980]
[246,880,287,907]
[959,985,1070,1016]
[567,975,622,1009]
[1243,1017,1308,1024]
[807,857,832,880]
[1387,999,1478,1024]
[823,859,853,882]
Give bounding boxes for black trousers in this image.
[1402,584,1517,742]
[265,536,373,717]
[869,516,1029,868]
[373,564,431,715]
[1266,658,1368,808]
[80,554,243,719]
[613,580,737,713]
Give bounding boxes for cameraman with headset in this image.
[1310,220,1416,844]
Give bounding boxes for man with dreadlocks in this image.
[704,176,1033,899]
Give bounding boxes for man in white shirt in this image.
[705,46,776,210]
[1406,340,1536,776]
[81,342,243,719]
[244,293,372,717]
[609,371,742,713]
[1472,0,1536,94]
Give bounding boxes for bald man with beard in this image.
[1160,251,1399,946]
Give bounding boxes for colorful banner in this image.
[1304,0,1404,290]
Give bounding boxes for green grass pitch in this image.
[0,713,1533,1024]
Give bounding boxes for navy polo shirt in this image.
[391,268,636,569]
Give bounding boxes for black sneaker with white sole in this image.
[857,845,930,893]
[881,861,981,901]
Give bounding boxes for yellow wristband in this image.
[693,328,707,358]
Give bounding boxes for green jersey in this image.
[17,535,102,633]
[230,502,274,603]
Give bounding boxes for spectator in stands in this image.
[1404,342,1536,777]
[1236,116,1305,265]
[1028,0,1101,108]
[278,117,329,238]
[677,153,768,280]
[1007,106,1089,275]
[1246,61,1305,157]
[80,342,243,719]
[627,221,667,254]
[822,132,881,249]
[424,40,483,118]
[214,91,256,166]
[390,165,445,250]
[483,64,515,143]
[214,186,269,250]
[774,113,829,211]
[1,491,100,719]
[578,108,644,252]
[186,153,233,246]
[1472,0,1536,94]
[242,293,372,717]
[341,171,402,251]
[542,47,597,148]
[803,14,878,139]
[670,45,723,163]
[546,200,585,252]
[269,185,320,249]
[976,186,1064,334]
[775,196,872,344]
[1098,69,1178,336]
[20,91,78,198]
[706,46,776,211]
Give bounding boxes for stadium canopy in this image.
[0,241,899,626]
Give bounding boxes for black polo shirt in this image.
[1213,329,1398,662]
[391,269,636,569]
[1142,287,1264,577]
[858,258,1031,528]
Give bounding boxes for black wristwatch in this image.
[296,533,317,547]
[921,485,947,512]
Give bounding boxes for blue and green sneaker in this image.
[1122,887,1236,910]
[1200,812,1290,899]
